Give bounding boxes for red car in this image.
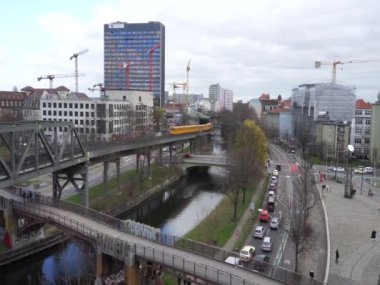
[183,152,192,158]
[259,210,270,222]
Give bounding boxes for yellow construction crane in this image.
[315,59,380,84]
[37,73,85,89]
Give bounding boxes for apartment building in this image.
[351,99,372,159]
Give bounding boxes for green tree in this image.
[226,120,268,220]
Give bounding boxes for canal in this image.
[0,165,227,284]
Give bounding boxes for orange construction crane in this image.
[148,43,161,92]
[315,59,380,84]
[37,73,85,89]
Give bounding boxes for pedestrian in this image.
[336,248,340,264]
[177,273,182,285]
[309,270,314,279]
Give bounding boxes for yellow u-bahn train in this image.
[169,123,213,135]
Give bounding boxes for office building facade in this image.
[104,21,165,107]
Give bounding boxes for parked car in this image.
[354,166,365,174]
[225,256,244,267]
[254,226,266,239]
[182,152,192,158]
[259,210,270,223]
[272,169,279,176]
[261,236,273,252]
[365,167,374,174]
[336,167,345,173]
[270,217,280,229]
[268,190,275,198]
[239,245,256,262]
[253,254,270,272]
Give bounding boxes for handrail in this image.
[11,195,325,285]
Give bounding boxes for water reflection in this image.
[161,190,223,237]
[0,242,94,285]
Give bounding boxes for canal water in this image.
[0,165,227,284]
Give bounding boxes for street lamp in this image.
[344,144,355,198]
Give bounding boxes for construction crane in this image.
[70,49,89,92]
[186,58,191,95]
[121,62,145,89]
[37,73,85,89]
[148,43,160,92]
[315,59,380,84]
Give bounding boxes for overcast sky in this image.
[1,0,379,102]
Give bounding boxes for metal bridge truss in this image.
[0,121,87,189]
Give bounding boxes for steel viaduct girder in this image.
[0,121,87,189]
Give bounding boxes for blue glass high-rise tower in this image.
[104,21,165,106]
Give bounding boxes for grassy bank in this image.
[163,175,268,285]
[184,176,266,248]
[65,163,181,213]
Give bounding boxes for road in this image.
[240,144,298,274]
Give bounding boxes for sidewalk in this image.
[223,178,266,252]
[320,176,380,285]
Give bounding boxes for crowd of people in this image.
[103,269,125,285]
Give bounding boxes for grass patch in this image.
[65,169,139,203]
[232,175,269,251]
[184,182,257,247]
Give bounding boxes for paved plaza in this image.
[320,172,380,285]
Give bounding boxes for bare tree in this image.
[289,163,319,271]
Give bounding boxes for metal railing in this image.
[11,193,327,285]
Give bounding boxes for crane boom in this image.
[315,59,380,84]
[37,73,85,89]
[148,43,161,92]
[70,49,89,92]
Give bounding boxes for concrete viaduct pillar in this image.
[125,244,138,285]
[94,246,103,285]
[103,158,121,193]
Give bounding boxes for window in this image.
[356,118,363,124]
[75,112,78,116]
[80,112,84,117]
[139,96,141,102]
[365,119,371,125]
[53,103,57,108]
[64,111,67,116]
[85,104,89,109]
[91,104,95,109]
[364,138,370,144]
[64,103,67,108]
[43,110,46,115]
[58,103,62,108]
[69,103,73,108]
[365,110,371,116]
[43,102,46,107]
[58,111,62,116]
[53,111,57,116]
[355,110,362,115]
[75,103,78,108]
[365,128,371,135]
[355,128,362,134]
[48,110,51,115]
[80,103,83,108]
[69,111,73,116]
[354,138,361,144]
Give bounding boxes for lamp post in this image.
[344,144,355,198]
